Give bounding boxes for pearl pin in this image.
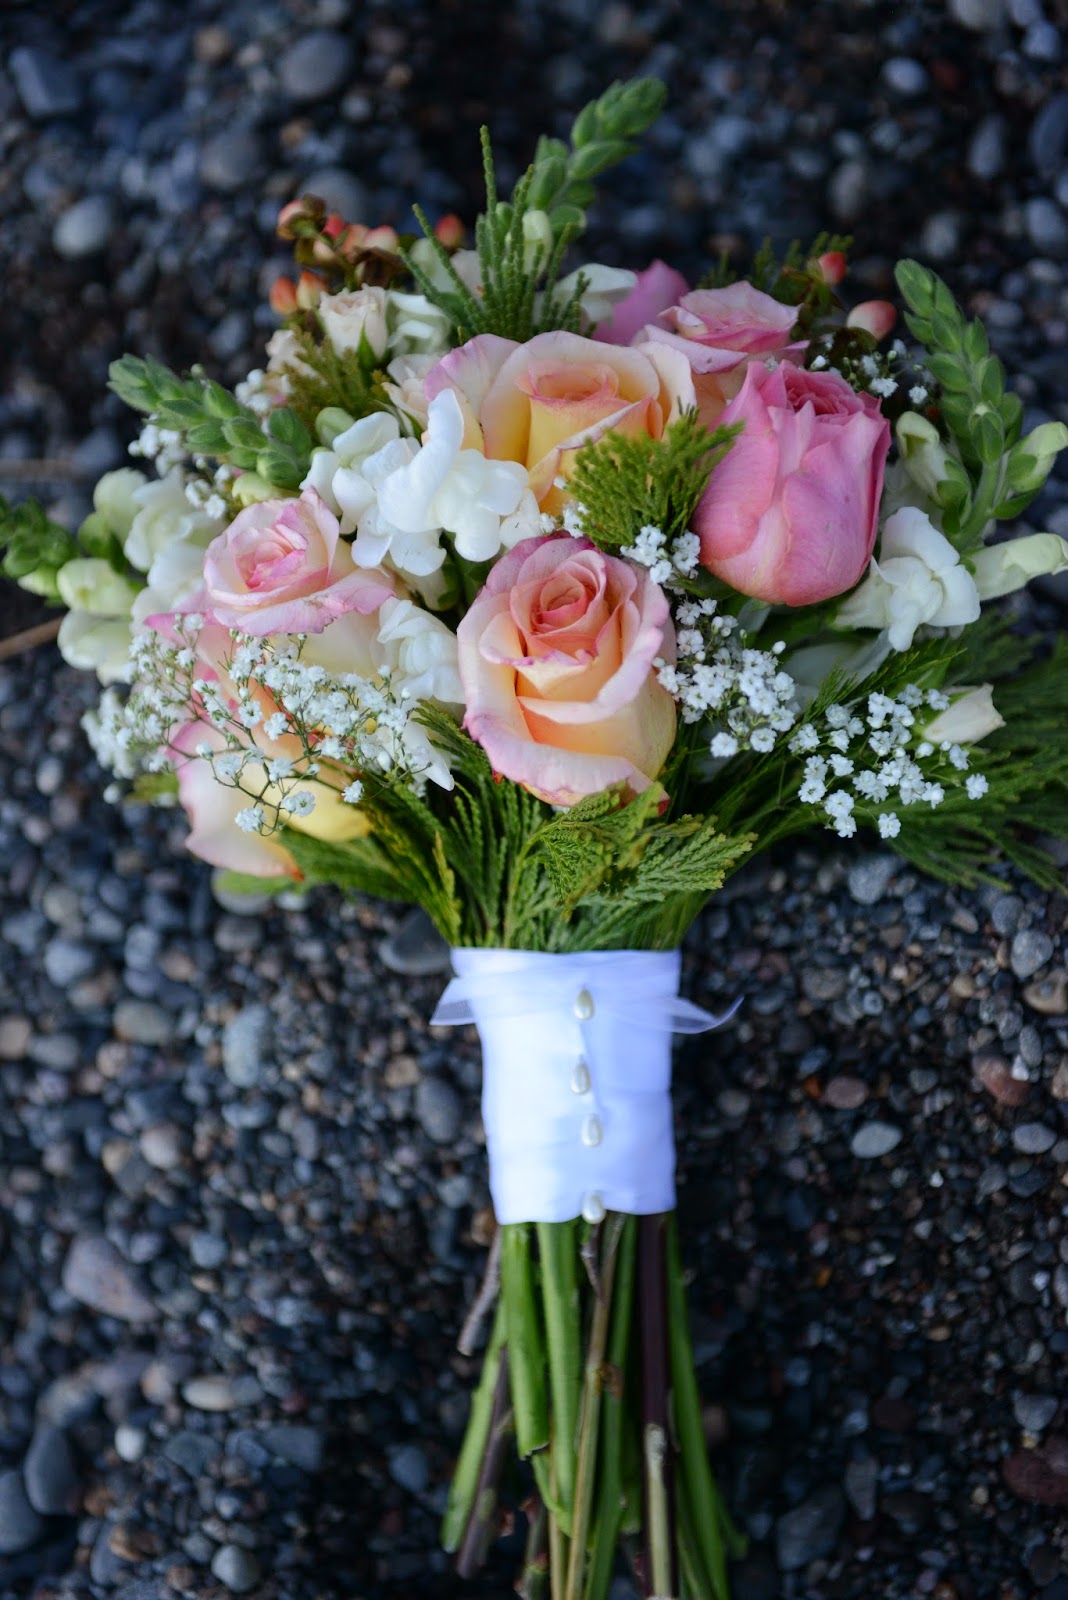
[581,1114,602,1147]
[582,1191,606,1224]
[573,988,595,1021]
[570,1059,591,1095]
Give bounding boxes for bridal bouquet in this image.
[6,78,1068,1599]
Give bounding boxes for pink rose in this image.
[641,281,804,425]
[694,361,891,606]
[425,331,689,514]
[457,535,676,807]
[203,488,393,634]
[595,260,690,347]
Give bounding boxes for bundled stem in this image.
[537,1221,583,1523]
[441,1299,507,1553]
[565,1215,626,1600]
[455,1348,514,1579]
[638,1214,677,1599]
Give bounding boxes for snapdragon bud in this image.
[896,411,956,500]
[315,407,356,449]
[522,208,554,269]
[56,558,140,618]
[1006,421,1068,495]
[922,684,1003,745]
[230,472,277,508]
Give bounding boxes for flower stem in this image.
[441,1298,507,1553]
[537,1220,582,1523]
[584,1215,637,1600]
[455,1345,514,1579]
[500,1223,549,1462]
[638,1214,677,1599]
[518,1495,549,1600]
[548,1443,569,1600]
[565,1214,626,1600]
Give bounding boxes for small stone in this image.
[43,937,95,986]
[62,1235,158,1322]
[189,1231,228,1269]
[139,1122,183,1170]
[1011,930,1054,981]
[991,893,1024,937]
[279,31,355,102]
[1030,93,1068,178]
[1024,20,1061,61]
[968,114,1006,180]
[164,1431,218,1477]
[182,1374,263,1412]
[851,1122,902,1159]
[222,1004,273,1087]
[114,1424,146,1463]
[0,1015,31,1059]
[0,1470,44,1554]
[801,967,847,1003]
[388,1442,429,1493]
[378,907,451,976]
[1014,1394,1058,1433]
[919,210,961,263]
[848,854,896,906]
[1025,199,1068,258]
[947,0,1005,25]
[882,57,927,95]
[211,1544,262,1594]
[824,1075,869,1110]
[194,24,234,63]
[775,1484,846,1572]
[1012,1122,1056,1155]
[261,1425,324,1471]
[844,1456,878,1520]
[23,1423,78,1515]
[1023,972,1068,1015]
[829,158,869,224]
[9,47,82,119]
[200,128,263,193]
[1052,1062,1068,1100]
[1003,1447,1068,1507]
[114,998,172,1045]
[717,1087,750,1118]
[974,1052,1031,1106]
[415,1076,462,1143]
[52,196,112,259]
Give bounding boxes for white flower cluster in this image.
[621,523,702,587]
[788,685,988,839]
[129,421,185,473]
[655,599,799,755]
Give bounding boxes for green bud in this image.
[1005,421,1068,494]
[15,568,62,601]
[972,532,1068,600]
[521,208,554,270]
[316,408,356,448]
[77,512,115,559]
[231,472,277,507]
[56,557,139,617]
[92,467,146,538]
[896,411,957,500]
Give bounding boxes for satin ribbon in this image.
[431,948,737,1225]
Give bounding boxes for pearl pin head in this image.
[572,988,595,1021]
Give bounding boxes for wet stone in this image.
[1011,929,1054,981]
[23,1422,78,1516]
[261,1424,324,1472]
[52,196,112,259]
[278,31,355,102]
[222,1004,272,1088]
[62,1235,158,1322]
[844,1456,878,1520]
[775,1484,845,1572]
[415,1076,462,1143]
[388,1442,429,1494]
[851,1122,902,1159]
[1014,1393,1058,1433]
[211,1545,262,1594]
[0,1470,44,1555]
[9,47,83,120]
[1012,1122,1056,1155]
[824,1075,868,1109]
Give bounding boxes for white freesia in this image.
[554,263,638,326]
[376,596,464,706]
[373,389,534,566]
[131,539,213,629]
[57,559,139,618]
[124,470,227,573]
[302,412,402,529]
[57,612,135,684]
[386,291,452,357]
[971,532,1068,600]
[923,684,1004,745]
[318,286,389,360]
[836,506,981,651]
[383,352,437,432]
[93,468,147,537]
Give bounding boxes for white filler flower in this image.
[836,505,981,651]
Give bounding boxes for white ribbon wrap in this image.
[431,948,736,1226]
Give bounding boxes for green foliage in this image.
[0,496,79,602]
[109,356,312,489]
[702,232,852,341]
[281,332,388,435]
[892,260,1059,544]
[129,770,179,804]
[212,868,295,899]
[402,78,666,343]
[567,410,741,555]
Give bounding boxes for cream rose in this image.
[457,535,676,807]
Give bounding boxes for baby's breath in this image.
[656,597,799,757]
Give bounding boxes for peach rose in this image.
[425,331,691,515]
[457,534,676,807]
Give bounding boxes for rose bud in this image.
[322,212,347,240]
[269,276,299,315]
[434,213,465,249]
[815,250,848,286]
[296,270,326,309]
[847,299,897,341]
[276,194,326,239]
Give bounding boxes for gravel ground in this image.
[1,3,1068,1598]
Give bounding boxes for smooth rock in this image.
[200,128,263,193]
[947,0,1005,24]
[43,938,96,987]
[222,1004,272,1087]
[824,1075,869,1110]
[1025,199,1068,258]
[1030,93,1068,177]
[882,57,927,95]
[189,1230,228,1269]
[52,196,112,259]
[1023,972,1068,1014]
[851,1122,903,1159]
[388,1442,429,1493]
[261,1424,324,1471]
[9,47,82,119]
[1012,1122,1056,1155]
[164,1431,218,1477]
[62,1235,158,1322]
[848,854,896,906]
[968,114,1006,180]
[1011,930,1053,981]
[139,1122,183,1169]
[23,1422,78,1515]
[844,1456,878,1520]
[114,1424,147,1463]
[211,1545,262,1594]
[775,1484,845,1572]
[415,1076,462,1143]
[0,1470,44,1554]
[182,1374,263,1412]
[114,998,172,1045]
[1014,1393,1058,1433]
[379,907,451,977]
[279,31,355,102]
[974,1052,1031,1106]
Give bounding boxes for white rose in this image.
[318,286,389,360]
[836,506,981,652]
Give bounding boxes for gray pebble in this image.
[1011,929,1053,980]
[1025,198,1068,258]
[379,907,452,977]
[947,0,1005,24]
[1013,1392,1058,1432]
[52,196,112,259]
[182,1373,263,1411]
[200,128,263,193]
[62,1234,158,1322]
[775,1484,845,1572]
[844,1456,878,1521]
[968,114,1006,180]
[139,1122,183,1170]
[991,893,1024,937]
[829,159,869,224]
[0,1470,43,1555]
[279,31,355,102]
[189,1230,228,1269]
[23,1422,78,1516]
[851,1122,903,1160]
[114,998,173,1045]
[211,1544,262,1594]
[1023,21,1061,62]
[882,58,928,96]
[9,47,82,120]
[164,1430,218,1477]
[388,1442,429,1494]
[1030,93,1068,178]
[848,854,896,906]
[223,1004,273,1087]
[262,1424,324,1472]
[415,1076,462,1143]
[919,210,961,263]
[43,937,96,987]
[1012,1122,1056,1155]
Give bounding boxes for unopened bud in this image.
[815,250,847,286]
[296,270,325,310]
[315,407,356,448]
[276,194,326,239]
[230,472,277,507]
[322,212,347,240]
[1006,421,1068,495]
[846,299,897,341]
[434,213,465,249]
[522,208,554,269]
[896,410,955,499]
[269,276,298,315]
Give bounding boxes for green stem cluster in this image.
[444,1213,740,1598]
